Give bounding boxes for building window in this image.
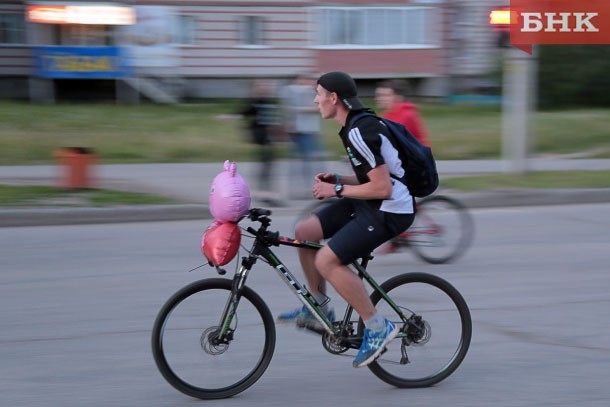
[317,7,439,48]
[174,15,196,45]
[325,8,362,45]
[0,14,27,44]
[57,25,114,46]
[240,15,264,46]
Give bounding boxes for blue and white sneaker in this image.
[353,318,399,368]
[277,305,335,333]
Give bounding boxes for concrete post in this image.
[501,47,538,173]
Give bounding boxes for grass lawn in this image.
[1,101,609,165]
[442,170,610,191]
[1,101,609,206]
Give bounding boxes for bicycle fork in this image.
[212,256,255,345]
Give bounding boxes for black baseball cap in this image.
[317,71,364,111]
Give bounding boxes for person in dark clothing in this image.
[241,79,281,205]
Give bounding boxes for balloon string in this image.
[187,263,208,273]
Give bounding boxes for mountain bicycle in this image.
[151,208,472,400]
[295,195,475,264]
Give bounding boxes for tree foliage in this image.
[538,45,610,108]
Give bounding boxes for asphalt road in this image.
[1,203,609,407]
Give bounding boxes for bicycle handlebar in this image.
[247,208,272,222]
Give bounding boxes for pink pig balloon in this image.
[209,160,251,222]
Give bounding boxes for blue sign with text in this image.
[33,46,132,78]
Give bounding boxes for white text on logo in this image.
[521,12,599,32]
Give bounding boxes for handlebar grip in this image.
[248,208,272,222]
[253,208,272,216]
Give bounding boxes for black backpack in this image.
[348,112,439,198]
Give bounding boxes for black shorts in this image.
[315,198,415,264]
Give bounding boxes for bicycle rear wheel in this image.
[151,278,276,400]
[406,195,475,264]
[360,272,471,388]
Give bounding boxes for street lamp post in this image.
[490,7,538,174]
[501,46,537,174]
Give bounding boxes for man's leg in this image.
[313,246,376,320]
[294,214,327,297]
[314,207,409,367]
[277,214,333,327]
[315,246,399,368]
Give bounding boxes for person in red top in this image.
[374,79,430,147]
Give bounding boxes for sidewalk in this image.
[1,159,610,227]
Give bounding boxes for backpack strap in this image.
[347,111,402,179]
[346,110,378,130]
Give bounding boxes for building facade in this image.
[0,0,504,103]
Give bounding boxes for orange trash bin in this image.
[53,147,97,189]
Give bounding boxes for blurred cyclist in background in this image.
[374,79,430,147]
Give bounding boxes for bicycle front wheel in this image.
[407,195,475,264]
[362,272,472,388]
[151,278,276,400]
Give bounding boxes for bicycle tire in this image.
[151,278,276,400]
[406,195,475,264]
[360,272,472,388]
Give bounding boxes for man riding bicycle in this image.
[278,71,416,368]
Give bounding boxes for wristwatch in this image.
[334,183,344,197]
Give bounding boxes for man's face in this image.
[375,87,397,111]
[314,84,336,120]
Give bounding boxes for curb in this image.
[0,204,210,227]
[1,189,609,227]
[447,188,610,209]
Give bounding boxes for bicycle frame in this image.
[214,214,412,345]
